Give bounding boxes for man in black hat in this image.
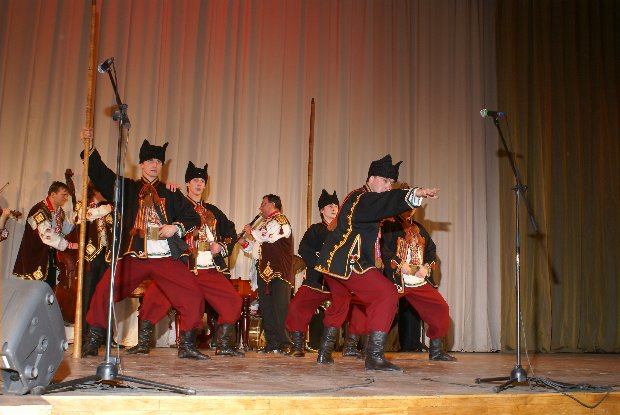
[127,161,244,358]
[80,130,207,359]
[239,194,294,354]
[315,155,439,371]
[285,189,367,358]
[381,208,456,362]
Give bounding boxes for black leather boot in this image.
[429,338,457,361]
[342,332,362,358]
[126,319,154,355]
[287,331,306,357]
[82,326,106,357]
[365,331,402,371]
[178,329,211,360]
[215,324,245,357]
[358,334,369,359]
[316,326,339,364]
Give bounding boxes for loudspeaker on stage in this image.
[1,278,67,394]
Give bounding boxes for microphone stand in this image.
[475,114,538,393]
[33,62,194,395]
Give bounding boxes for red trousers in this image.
[86,256,204,331]
[140,268,242,325]
[400,284,450,339]
[285,285,367,335]
[324,268,398,332]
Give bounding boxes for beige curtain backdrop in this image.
[0,0,500,352]
[497,0,620,352]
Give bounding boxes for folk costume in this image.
[81,140,207,359]
[240,205,294,353]
[130,161,243,357]
[381,215,456,361]
[314,155,424,371]
[13,197,75,289]
[285,190,366,358]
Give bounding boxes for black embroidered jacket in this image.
[315,185,421,280]
[83,149,200,259]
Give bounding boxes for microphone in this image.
[480,109,505,118]
[97,57,114,74]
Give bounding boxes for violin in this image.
[54,169,80,323]
[0,182,22,219]
[0,206,22,219]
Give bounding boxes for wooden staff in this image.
[73,0,99,358]
[306,98,315,228]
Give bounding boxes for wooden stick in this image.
[307,98,315,228]
[73,0,99,358]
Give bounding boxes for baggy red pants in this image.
[285,285,367,334]
[323,268,398,332]
[86,256,204,331]
[140,268,242,325]
[400,284,450,339]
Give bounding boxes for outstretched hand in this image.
[415,187,440,199]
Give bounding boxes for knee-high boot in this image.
[178,329,211,360]
[316,326,339,364]
[342,331,362,358]
[428,338,457,361]
[287,331,306,357]
[365,331,402,371]
[215,324,245,357]
[126,319,154,355]
[82,326,106,357]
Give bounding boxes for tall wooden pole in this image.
[306,99,315,228]
[73,0,99,358]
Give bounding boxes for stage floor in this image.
[1,348,619,414]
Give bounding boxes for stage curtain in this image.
[0,0,500,351]
[496,0,620,352]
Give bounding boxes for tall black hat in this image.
[139,139,168,164]
[318,189,339,210]
[367,154,402,181]
[185,161,209,183]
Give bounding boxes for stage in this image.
[1,348,618,414]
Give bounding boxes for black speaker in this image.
[1,278,67,394]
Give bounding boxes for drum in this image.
[306,300,342,351]
[247,315,265,350]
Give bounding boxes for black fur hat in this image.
[367,154,402,181]
[318,189,339,210]
[139,139,168,164]
[185,161,208,183]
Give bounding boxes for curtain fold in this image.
[497,0,620,352]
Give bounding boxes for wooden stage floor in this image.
[1,348,619,414]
